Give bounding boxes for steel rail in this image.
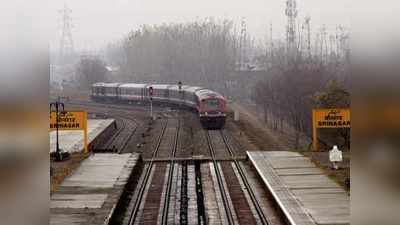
[110,114,139,153]
[127,119,168,225]
[220,130,270,225]
[103,117,126,149]
[205,130,235,225]
[160,119,180,225]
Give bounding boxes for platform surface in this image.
[50,119,115,153]
[50,153,140,225]
[248,151,349,225]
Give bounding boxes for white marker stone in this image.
[329,145,342,170]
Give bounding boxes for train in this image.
[90,83,227,129]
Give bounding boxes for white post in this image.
[329,145,343,170]
[234,110,239,121]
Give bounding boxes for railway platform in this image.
[50,153,140,225]
[248,151,350,225]
[50,119,115,153]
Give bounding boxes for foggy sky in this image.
[43,0,351,51]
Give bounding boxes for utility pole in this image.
[319,25,327,64]
[59,4,74,64]
[329,34,336,61]
[285,0,298,61]
[336,26,340,60]
[233,24,238,70]
[239,18,247,71]
[338,25,350,64]
[304,16,311,60]
[299,23,304,58]
[324,27,328,64]
[314,33,320,63]
[270,23,274,69]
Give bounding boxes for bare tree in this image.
[76,56,108,90]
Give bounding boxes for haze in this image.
[44,0,351,51]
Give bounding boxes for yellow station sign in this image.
[312,108,350,150]
[50,111,87,130]
[50,111,88,153]
[314,108,350,128]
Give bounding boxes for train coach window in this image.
[205,99,219,109]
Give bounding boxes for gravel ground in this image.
[50,152,89,194]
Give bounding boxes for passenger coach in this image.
[90,82,226,129]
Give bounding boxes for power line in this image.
[59,3,74,63]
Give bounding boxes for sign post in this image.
[49,101,65,159]
[312,109,318,151]
[50,111,88,154]
[83,112,88,153]
[312,108,350,151]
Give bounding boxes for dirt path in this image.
[229,102,309,151]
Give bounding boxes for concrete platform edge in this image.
[247,152,315,225]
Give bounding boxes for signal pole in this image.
[149,86,153,120]
[178,81,183,109]
[150,99,153,119]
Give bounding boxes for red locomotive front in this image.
[197,95,226,129]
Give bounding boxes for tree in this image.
[76,56,108,90]
[313,80,351,149]
[313,80,350,108]
[105,19,237,90]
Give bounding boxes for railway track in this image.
[103,115,138,153]
[206,130,271,225]
[205,130,236,225]
[127,119,168,225]
[221,130,270,225]
[128,118,181,225]
[65,101,140,153]
[160,119,180,225]
[64,99,278,225]
[63,99,168,113]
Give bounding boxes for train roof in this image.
[148,84,170,89]
[93,83,224,99]
[195,89,224,99]
[119,83,147,88]
[185,86,204,92]
[92,82,121,87]
[168,85,191,91]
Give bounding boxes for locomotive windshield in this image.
[205,99,220,110]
